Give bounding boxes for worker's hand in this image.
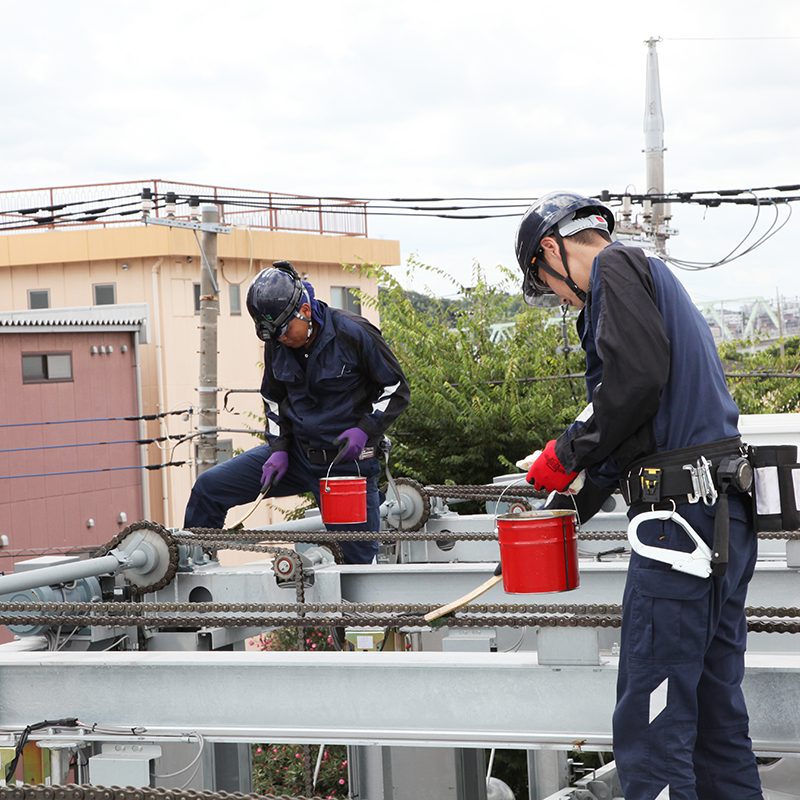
[333,427,369,464]
[526,440,579,493]
[261,451,289,493]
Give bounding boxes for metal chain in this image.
[424,484,546,500]
[180,527,800,543]
[3,606,800,633]
[0,784,332,800]
[181,528,499,542]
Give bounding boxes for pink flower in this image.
[342,760,348,767]
[339,778,345,785]
[256,747,262,754]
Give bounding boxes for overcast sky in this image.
[1,1,799,304]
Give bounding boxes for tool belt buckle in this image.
[639,467,662,503]
[683,456,718,506]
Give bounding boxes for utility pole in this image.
[196,205,220,476]
[141,193,231,494]
[644,37,670,252]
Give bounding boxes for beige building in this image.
[0,181,401,540]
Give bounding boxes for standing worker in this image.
[184,261,410,565]
[517,192,762,800]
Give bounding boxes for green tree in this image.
[719,337,800,414]
[354,258,586,487]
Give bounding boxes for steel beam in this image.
[1,651,800,753]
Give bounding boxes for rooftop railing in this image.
[0,179,369,237]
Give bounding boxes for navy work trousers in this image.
[183,443,381,565]
[613,496,763,800]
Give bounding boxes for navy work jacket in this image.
[555,242,739,488]
[261,302,410,453]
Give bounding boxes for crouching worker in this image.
[184,261,410,564]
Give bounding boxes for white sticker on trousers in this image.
[654,785,670,800]
[649,677,668,724]
[755,466,781,515]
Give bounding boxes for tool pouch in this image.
[749,444,800,532]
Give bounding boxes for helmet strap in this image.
[542,231,587,305]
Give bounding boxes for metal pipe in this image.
[0,549,147,596]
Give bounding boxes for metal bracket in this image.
[142,215,231,234]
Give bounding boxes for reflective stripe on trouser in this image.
[612,497,763,800]
[183,442,381,565]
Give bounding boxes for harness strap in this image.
[621,437,745,579]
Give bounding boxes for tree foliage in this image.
[719,337,800,414]
[354,258,586,487]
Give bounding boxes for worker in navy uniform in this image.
[183,260,410,565]
[517,192,762,800]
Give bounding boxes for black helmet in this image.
[515,191,614,304]
[246,261,309,341]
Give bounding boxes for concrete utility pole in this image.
[196,205,220,476]
[644,37,670,252]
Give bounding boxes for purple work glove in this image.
[261,451,289,492]
[333,427,369,464]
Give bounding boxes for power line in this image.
[0,409,193,429]
[0,435,188,454]
[0,462,188,481]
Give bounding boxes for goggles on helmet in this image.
[252,308,308,342]
[522,261,554,304]
[251,268,310,342]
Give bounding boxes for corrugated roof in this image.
[0,303,150,343]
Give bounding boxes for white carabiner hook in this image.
[627,507,712,579]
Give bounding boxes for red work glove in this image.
[526,440,579,493]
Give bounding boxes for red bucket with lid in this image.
[319,476,367,524]
[497,509,579,593]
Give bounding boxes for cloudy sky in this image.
[1,1,799,303]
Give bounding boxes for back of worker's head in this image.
[246,261,310,341]
[515,191,614,304]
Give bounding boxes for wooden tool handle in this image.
[424,572,503,622]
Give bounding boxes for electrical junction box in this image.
[89,744,162,787]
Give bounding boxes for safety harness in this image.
[620,437,753,578]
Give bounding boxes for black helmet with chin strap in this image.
[246,260,312,342]
[515,191,614,305]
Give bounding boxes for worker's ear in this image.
[299,302,312,318]
[539,236,560,263]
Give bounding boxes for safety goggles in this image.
[522,255,555,305]
[253,308,306,342]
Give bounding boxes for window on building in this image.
[330,287,361,314]
[22,353,73,384]
[28,289,50,310]
[93,283,116,305]
[194,283,201,314]
[230,284,241,315]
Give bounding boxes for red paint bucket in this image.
[497,509,579,594]
[319,476,367,524]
